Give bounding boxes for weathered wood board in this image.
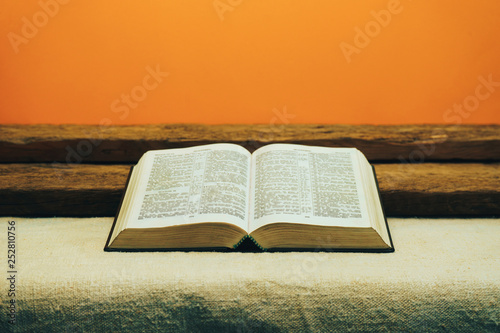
[1,163,498,217]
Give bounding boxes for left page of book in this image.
[123,143,252,231]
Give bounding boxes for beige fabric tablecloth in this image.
[1,217,499,332]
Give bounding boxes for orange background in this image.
[1,0,499,125]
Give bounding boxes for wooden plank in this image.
[375,163,500,216]
[1,163,498,217]
[1,124,499,162]
[0,164,131,218]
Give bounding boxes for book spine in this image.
[248,235,267,251]
[233,235,267,251]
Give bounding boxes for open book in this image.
[105,143,393,252]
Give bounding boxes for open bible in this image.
[105,143,393,252]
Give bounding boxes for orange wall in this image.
[1,0,499,125]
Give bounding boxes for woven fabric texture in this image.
[1,218,499,332]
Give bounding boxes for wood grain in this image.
[1,124,499,162]
[374,163,500,216]
[1,163,498,217]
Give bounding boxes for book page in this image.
[249,144,370,233]
[126,144,251,230]
[356,150,391,245]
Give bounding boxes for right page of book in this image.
[248,144,371,233]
